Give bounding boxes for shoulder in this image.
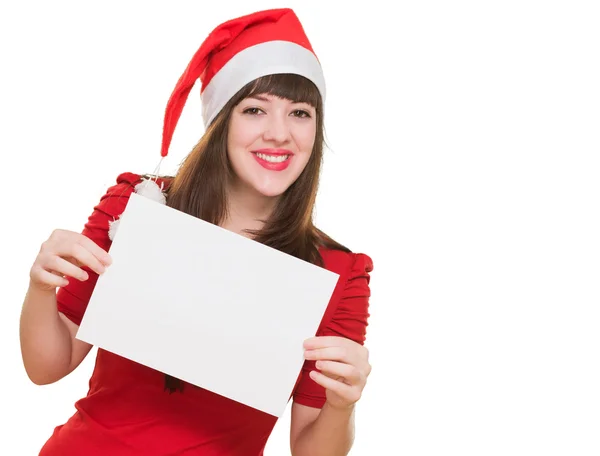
[97,172,173,206]
[89,172,173,241]
[315,229,373,289]
[315,228,372,273]
[319,248,373,276]
[109,172,173,192]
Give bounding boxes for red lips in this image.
[251,149,293,171]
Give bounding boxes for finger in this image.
[44,256,89,282]
[65,243,107,275]
[315,360,363,385]
[303,336,355,350]
[304,338,370,367]
[305,347,353,365]
[76,235,112,266]
[309,371,360,403]
[32,267,69,288]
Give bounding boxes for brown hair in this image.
[156,73,349,393]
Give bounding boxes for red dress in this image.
[39,172,373,456]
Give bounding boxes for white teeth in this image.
[256,153,289,163]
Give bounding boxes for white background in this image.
[1,1,599,455]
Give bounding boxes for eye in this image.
[291,109,311,118]
[242,107,264,115]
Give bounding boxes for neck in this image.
[221,181,279,237]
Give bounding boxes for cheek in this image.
[227,118,260,167]
[228,117,252,150]
[296,124,317,157]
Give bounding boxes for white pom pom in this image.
[107,177,167,241]
[108,218,120,241]
[134,178,166,205]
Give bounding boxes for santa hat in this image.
[108,8,324,240]
[160,7,326,158]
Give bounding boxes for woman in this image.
[20,8,373,456]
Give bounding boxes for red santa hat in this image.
[160,7,326,159]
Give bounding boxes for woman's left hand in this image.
[303,336,372,410]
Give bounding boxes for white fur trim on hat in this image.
[201,41,325,127]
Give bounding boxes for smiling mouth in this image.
[251,151,293,171]
[254,152,290,163]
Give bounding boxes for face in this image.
[227,93,317,198]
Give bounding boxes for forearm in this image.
[292,402,355,456]
[19,282,73,384]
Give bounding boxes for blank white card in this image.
[76,193,339,417]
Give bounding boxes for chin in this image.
[252,181,292,198]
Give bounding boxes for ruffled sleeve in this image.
[292,252,373,409]
[56,172,142,325]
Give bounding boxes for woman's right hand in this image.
[29,229,112,292]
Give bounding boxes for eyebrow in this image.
[247,95,271,102]
[246,95,313,106]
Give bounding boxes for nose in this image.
[263,112,291,144]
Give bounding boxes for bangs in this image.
[243,74,321,108]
